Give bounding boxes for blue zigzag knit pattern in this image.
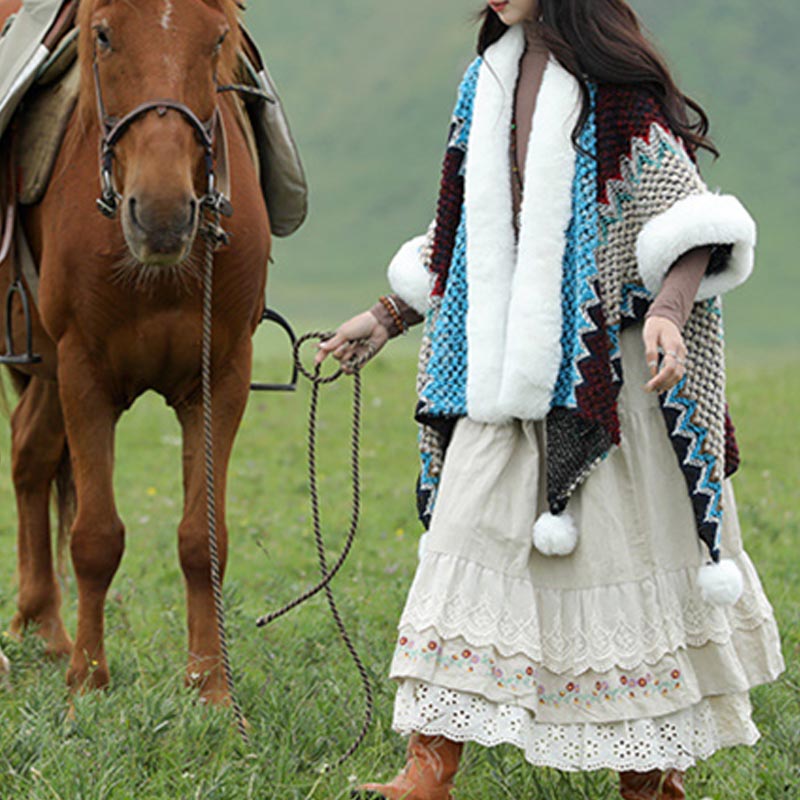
[662,377,724,559]
[609,282,653,382]
[420,59,481,417]
[451,58,481,150]
[553,88,599,409]
[424,210,469,416]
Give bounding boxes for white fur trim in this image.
[464,25,524,424]
[698,559,744,606]
[499,59,580,418]
[387,234,433,315]
[532,511,579,557]
[637,193,756,301]
[465,26,580,423]
[417,532,429,561]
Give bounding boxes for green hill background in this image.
[245,1,798,355]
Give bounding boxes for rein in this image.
[199,206,250,743]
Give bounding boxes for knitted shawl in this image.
[387,26,755,596]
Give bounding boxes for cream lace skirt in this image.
[389,326,784,773]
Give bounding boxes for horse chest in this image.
[103,312,208,394]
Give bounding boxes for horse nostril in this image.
[128,197,141,229]
[188,198,198,229]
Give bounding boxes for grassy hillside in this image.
[0,354,797,797]
[244,0,798,355]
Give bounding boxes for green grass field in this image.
[0,344,797,799]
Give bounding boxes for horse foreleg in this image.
[8,376,72,658]
[57,348,124,692]
[175,346,251,705]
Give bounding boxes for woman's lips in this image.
[489,1,510,12]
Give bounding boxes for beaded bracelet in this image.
[379,295,406,335]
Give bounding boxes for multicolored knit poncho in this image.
[387,26,756,603]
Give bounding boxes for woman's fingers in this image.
[315,310,390,370]
[646,359,681,393]
[643,326,660,379]
[646,351,685,392]
[315,332,348,365]
[643,316,687,394]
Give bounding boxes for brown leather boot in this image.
[619,769,686,800]
[661,770,686,799]
[354,734,463,800]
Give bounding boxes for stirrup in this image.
[0,279,42,366]
[250,307,297,392]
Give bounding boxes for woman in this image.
[319,1,784,798]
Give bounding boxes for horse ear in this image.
[195,0,240,14]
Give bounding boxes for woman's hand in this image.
[315,310,390,373]
[643,316,688,393]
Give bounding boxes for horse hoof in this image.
[10,613,73,659]
[43,633,74,661]
[66,662,110,693]
[44,644,73,661]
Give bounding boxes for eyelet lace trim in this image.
[393,679,759,773]
[399,550,774,674]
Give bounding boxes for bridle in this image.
[92,59,232,220]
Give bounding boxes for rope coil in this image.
[256,332,374,769]
[201,212,372,763]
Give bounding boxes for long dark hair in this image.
[478,0,718,157]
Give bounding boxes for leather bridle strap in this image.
[92,61,225,219]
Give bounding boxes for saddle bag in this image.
[238,26,308,238]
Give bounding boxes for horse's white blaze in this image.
[160,0,174,31]
[162,53,181,84]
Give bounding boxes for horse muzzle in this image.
[122,194,199,267]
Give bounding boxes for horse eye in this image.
[213,30,228,54]
[94,26,112,52]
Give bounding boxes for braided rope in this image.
[257,332,374,769]
[201,209,250,744]
[200,209,372,758]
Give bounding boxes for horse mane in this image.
[75,0,243,128]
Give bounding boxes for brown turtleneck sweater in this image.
[374,22,706,337]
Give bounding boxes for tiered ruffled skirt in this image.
[390,327,784,772]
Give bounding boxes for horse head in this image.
[77,0,240,267]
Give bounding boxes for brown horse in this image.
[0,0,269,703]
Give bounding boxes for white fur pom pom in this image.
[532,512,579,557]
[698,559,744,606]
[417,533,429,561]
